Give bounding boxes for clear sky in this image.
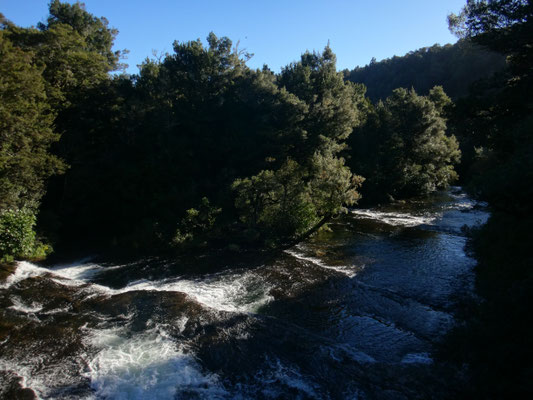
[1,0,466,74]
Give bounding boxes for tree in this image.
[349,87,460,202]
[39,0,123,71]
[3,1,124,109]
[278,46,367,162]
[440,2,533,398]
[344,40,506,101]
[447,0,533,211]
[0,31,64,211]
[448,0,531,45]
[39,32,314,249]
[0,30,64,261]
[232,160,318,242]
[232,47,365,245]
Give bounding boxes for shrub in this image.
[0,208,50,261]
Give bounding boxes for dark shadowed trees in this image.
[439,2,533,398]
[0,26,65,261]
[344,40,506,102]
[348,87,460,203]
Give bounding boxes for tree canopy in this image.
[0,1,474,256]
[439,2,533,398]
[348,87,460,202]
[344,40,506,102]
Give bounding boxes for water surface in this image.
[0,188,488,399]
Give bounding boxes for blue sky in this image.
[2,0,466,74]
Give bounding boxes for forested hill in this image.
[344,39,506,101]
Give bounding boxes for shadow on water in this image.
[0,189,488,399]
[191,272,461,399]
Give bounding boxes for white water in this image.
[85,326,226,400]
[351,209,436,227]
[0,359,46,400]
[0,357,86,400]
[8,296,43,314]
[0,261,49,289]
[0,189,485,398]
[0,325,228,400]
[51,261,122,281]
[122,271,273,313]
[3,260,273,314]
[285,247,359,278]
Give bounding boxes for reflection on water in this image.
[0,188,488,399]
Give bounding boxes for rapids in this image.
[0,188,489,399]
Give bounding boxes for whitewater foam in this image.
[120,270,273,313]
[4,261,273,314]
[0,260,110,291]
[0,360,43,399]
[351,209,436,227]
[8,296,44,314]
[85,326,227,400]
[51,262,108,281]
[0,356,80,400]
[284,248,358,278]
[0,261,49,289]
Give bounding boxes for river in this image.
[0,187,488,399]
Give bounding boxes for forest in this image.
[343,39,506,102]
[0,0,531,398]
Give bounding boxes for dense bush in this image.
[0,209,51,262]
[348,86,460,203]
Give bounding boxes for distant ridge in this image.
[344,39,506,101]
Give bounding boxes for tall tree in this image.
[344,40,506,102]
[233,47,365,245]
[349,87,460,202]
[3,1,123,110]
[0,28,65,261]
[39,0,122,71]
[440,2,533,398]
[0,30,64,211]
[448,0,533,211]
[278,46,367,161]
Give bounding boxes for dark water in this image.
[0,188,489,399]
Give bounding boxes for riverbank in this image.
[437,208,533,398]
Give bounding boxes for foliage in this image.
[0,1,125,259]
[278,46,367,160]
[1,3,365,252]
[230,48,365,245]
[173,197,222,246]
[34,31,364,249]
[0,30,65,212]
[438,1,533,397]
[448,1,532,198]
[0,208,51,262]
[0,209,35,259]
[3,1,123,110]
[232,154,363,246]
[344,40,506,101]
[232,160,318,243]
[39,0,123,70]
[39,32,292,248]
[348,87,460,202]
[308,152,363,215]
